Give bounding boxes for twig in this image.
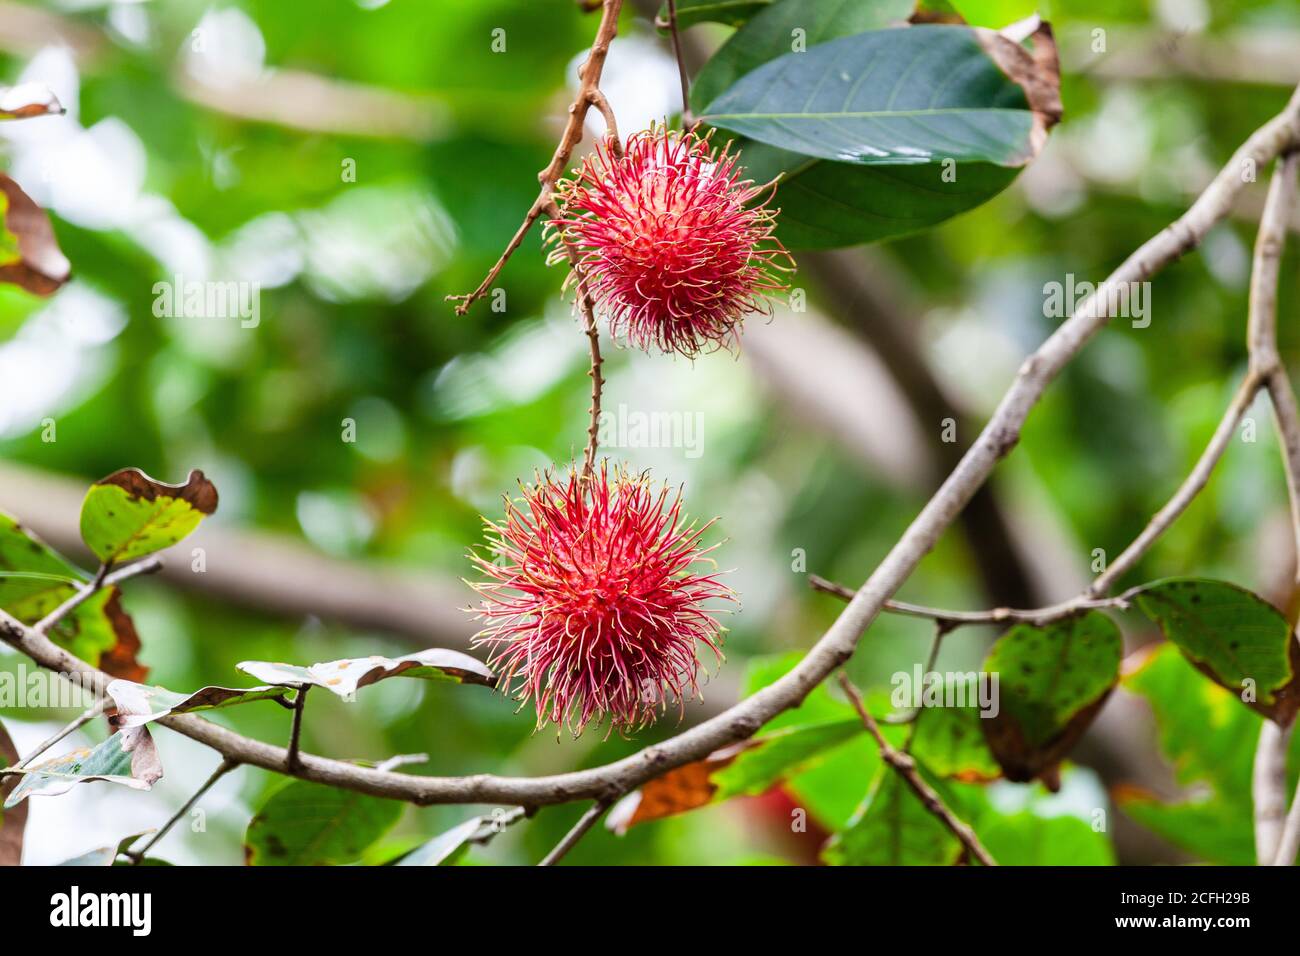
[898,623,947,743]
[538,799,611,866]
[838,674,997,866]
[286,685,310,773]
[808,573,1141,629]
[664,0,694,127]
[376,753,429,773]
[33,557,161,635]
[12,699,107,770]
[125,758,239,863]
[447,0,624,316]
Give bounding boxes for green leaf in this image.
[822,765,964,865]
[974,809,1115,865]
[244,780,403,865]
[79,468,219,565]
[981,611,1122,786]
[4,727,163,809]
[735,137,1020,249]
[699,24,1060,168]
[1134,578,1300,725]
[236,647,496,698]
[658,0,773,30]
[0,514,149,679]
[691,0,914,113]
[712,719,863,799]
[106,678,292,726]
[906,674,1001,781]
[0,172,69,295]
[1117,643,1290,864]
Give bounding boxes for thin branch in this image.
[376,752,429,773]
[538,799,611,866]
[808,573,1141,629]
[899,624,947,744]
[33,557,161,635]
[125,758,239,863]
[447,0,624,316]
[838,674,996,866]
[1273,783,1300,865]
[664,0,694,127]
[12,699,107,770]
[286,685,310,773]
[1,90,1298,812]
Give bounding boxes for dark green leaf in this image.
[981,611,1122,786]
[1135,578,1300,725]
[244,780,403,865]
[906,674,1001,781]
[699,24,1061,168]
[822,765,963,865]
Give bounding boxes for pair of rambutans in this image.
[470,126,793,736]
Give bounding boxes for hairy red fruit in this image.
[549,125,794,358]
[469,461,733,737]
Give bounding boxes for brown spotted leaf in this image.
[107,678,291,727]
[0,173,69,295]
[237,647,496,699]
[79,468,218,565]
[980,611,1122,789]
[4,726,163,808]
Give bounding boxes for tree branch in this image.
[33,557,161,635]
[538,799,610,865]
[125,758,240,864]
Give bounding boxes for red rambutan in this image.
[469,461,733,736]
[549,124,794,358]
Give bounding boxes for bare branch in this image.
[12,699,106,770]
[33,557,161,635]
[838,674,996,866]
[447,0,624,316]
[538,799,611,866]
[125,758,240,864]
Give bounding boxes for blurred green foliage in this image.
[2,0,1299,865]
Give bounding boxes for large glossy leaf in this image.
[79,468,218,566]
[700,23,1060,167]
[106,678,291,727]
[237,647,495,698]
[691,0,914,112]
[244,780,403,865]
[0,514,146,679]
[1134,578,1300,726]
[4,727,162,808]
[980,611,1122,787]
